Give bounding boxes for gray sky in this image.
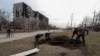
[0,0,100,28]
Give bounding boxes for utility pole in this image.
[71,13,73,29]
[66,21,69,28]
[92,10,96,31]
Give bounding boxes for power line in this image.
[87,0,100,15]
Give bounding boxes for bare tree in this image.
[79,16,92,29]
[94,12,100,31]
[0,9,10,31]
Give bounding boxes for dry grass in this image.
[0,37,35,56]
[0,30,100,56]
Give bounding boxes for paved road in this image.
[0,30,63,43]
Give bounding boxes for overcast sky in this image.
[0,0,100,28]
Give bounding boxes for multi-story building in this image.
[13,2,49,31]
[34,12,49,30]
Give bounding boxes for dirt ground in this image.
[0,30,100,56]
[32,31,100,56]
[34,44,86,56]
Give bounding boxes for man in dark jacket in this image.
[34,34,43,47]
[70,28,79,43]
[75,27,89,45]
[71,28,79,39]
[45,32,51,40]
[7,27,11,37]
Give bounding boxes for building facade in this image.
[13,2,49,31]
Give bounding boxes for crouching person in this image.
[71,28,79,40]
[34,34,43,47]
[75,27,89,45]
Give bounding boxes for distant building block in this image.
[13,2,49,31]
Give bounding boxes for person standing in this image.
[7,26,11,37]
[45,32,51,40]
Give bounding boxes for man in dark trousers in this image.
[7,26,11,37]
[70,28,79,43]
[75,27,89,45]
[45,32,51,40]
[34,34,43,47]
[71,28,79,39]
